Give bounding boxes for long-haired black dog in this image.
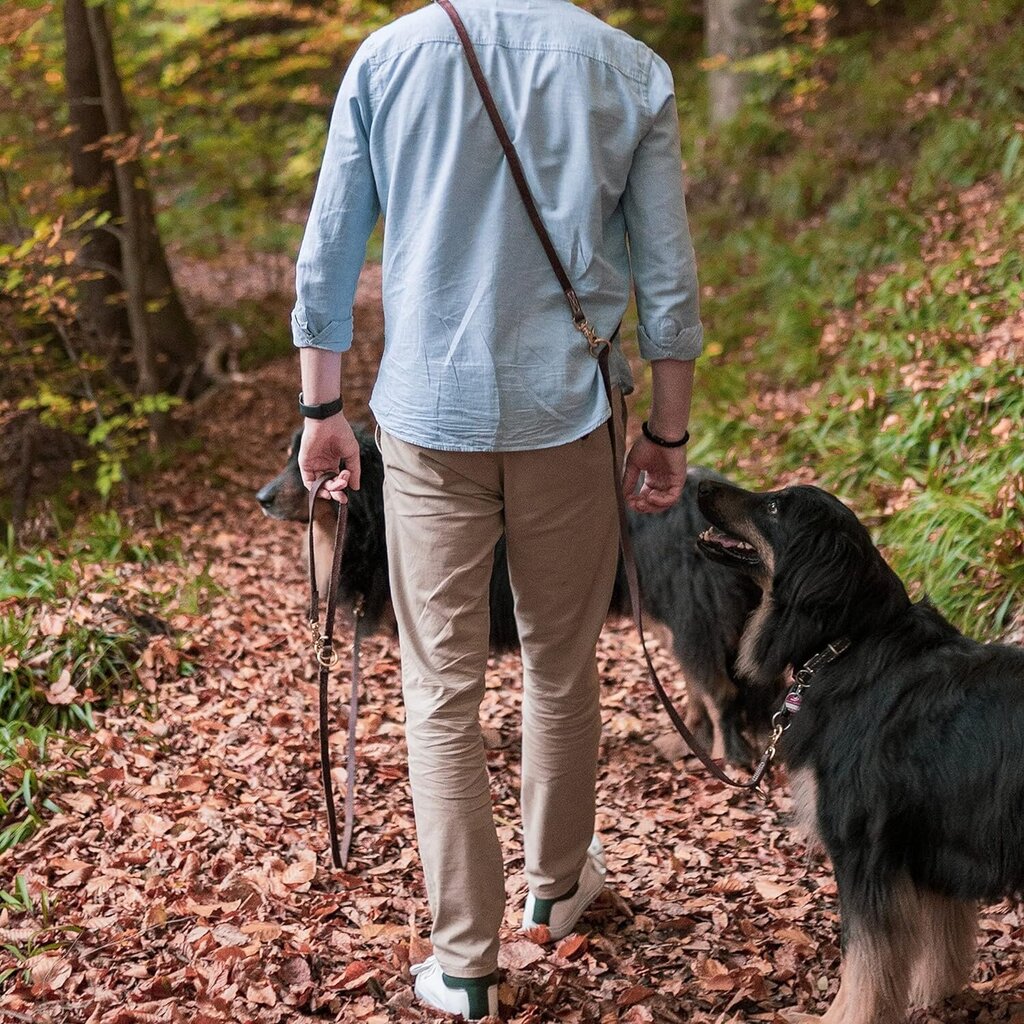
[697,478,1024,1024]
[257,427,772,764]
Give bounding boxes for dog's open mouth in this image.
[697,526,761,567]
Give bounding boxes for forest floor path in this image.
[4,271,1022,1024]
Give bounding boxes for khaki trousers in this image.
[380,419,621,977]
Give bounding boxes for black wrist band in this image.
[298,392,343,420]
[641,420,689,448]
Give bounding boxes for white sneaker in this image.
[521,835,607,940]
[411,955,499,1020]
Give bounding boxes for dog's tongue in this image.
[717,534,749,550]
[701,526,754,552]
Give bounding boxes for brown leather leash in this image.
[437,0,771,794]
[307,475,363,867]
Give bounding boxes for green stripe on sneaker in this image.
[528,880,579,926]
[441,971,499,1020]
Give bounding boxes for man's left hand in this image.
[622,437,687,514]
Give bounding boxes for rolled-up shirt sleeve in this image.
[291,41,381,353]
[622,54,703,362]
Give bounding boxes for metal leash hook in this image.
[575,315,610,358]
[745,637,853,799]
[309,619,339,667]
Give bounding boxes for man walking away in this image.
[292,0,702,1017]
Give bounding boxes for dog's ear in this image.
[738,592,827,685]
[738,530,868,684]
[778,530,867,615]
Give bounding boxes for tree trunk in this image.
[704,0,773,125]
[63,0,129,369]
[64,0,204,397]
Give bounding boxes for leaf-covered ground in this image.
[4,276,1024,1024]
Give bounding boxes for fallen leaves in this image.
[30,954,73,995]
[2,332,1022,1024]
[555,933,589,960]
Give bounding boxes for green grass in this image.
[0,513,184,851]
[684,0,1024,637]
[0,872,79,985]
[0,514,176,729]
[0,723,85,855]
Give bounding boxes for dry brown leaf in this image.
[241,920,283,941]
[519,924,551,945]
[45,668,77,705]
[754,879,793,900]
[617,985,656,1007]
[280,850,318,887]
[30,955,72,995]
[555,933,588,960]
[339,960,378,991]
[497,939,546,970]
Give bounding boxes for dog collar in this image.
[788,638,852,701]
[755,638,852,776]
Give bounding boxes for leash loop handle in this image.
[307,473,358,869]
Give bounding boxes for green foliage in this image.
[126,0,394,254]
[0,722,81,856]
[687,0,1024,637]
[0,869,77,982]
[0,513,181,852]
[0,10,184,507]
[0,608,139,730]
[0,514,176,730]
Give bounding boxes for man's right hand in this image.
[299,413,361,503]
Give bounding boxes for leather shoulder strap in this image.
[435,0,588,328]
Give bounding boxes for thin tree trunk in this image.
[66,0,204,398]
[704,0,773,125]
[63,0,129,363]
[83,1,157,395]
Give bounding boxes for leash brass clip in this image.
[309,620,339,668]
[315,640,339,668]
[575,316,609,358]
[756,636,852,780]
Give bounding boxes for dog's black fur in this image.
[257,427,775,763]
[697,478,1024,1023]
[626,472,767,763]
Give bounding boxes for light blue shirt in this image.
[292,0,703,451]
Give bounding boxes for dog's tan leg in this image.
[908,893,977,1006]
[808,931,907,1024]
[788,767,822,849]
[702,688,726,761]
[310,500,338,597]
[784,882,919,1024]
[781,981,847,1024]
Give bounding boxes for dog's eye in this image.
[766,500,779,516]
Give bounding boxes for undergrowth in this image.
[685,0,1024,637]
[0,513,182,851]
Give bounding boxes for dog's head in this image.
[255,425,391,631]
[255,429,309,522]
[696,480,910,683]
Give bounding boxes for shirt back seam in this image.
[366,36,649,87]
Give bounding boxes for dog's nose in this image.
[697,479,713,499]
[255,483,276,508]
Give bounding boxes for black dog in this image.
[257,427,771,763]
[697,478,1024,1024]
